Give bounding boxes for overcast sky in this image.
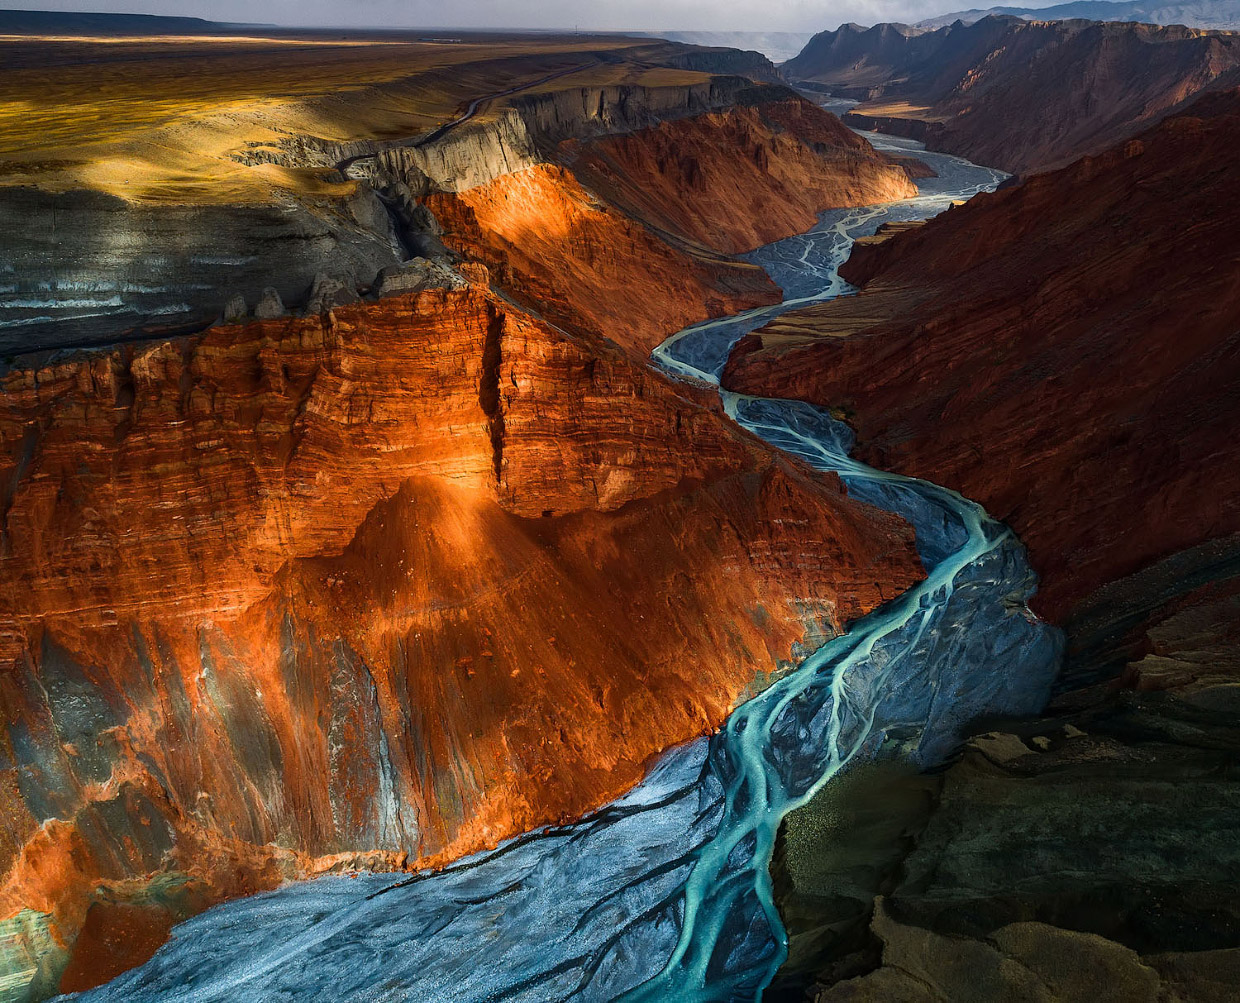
[1,0,1062,31]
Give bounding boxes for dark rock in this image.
[304,273,358,315]
[782,551,1240,1002]
[253,287,285,319]
[373,258,463,298]
[221,294,247,323]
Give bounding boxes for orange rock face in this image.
[0,283,923,991]
[426,97,917,356]
[426,164,780,357]
[564,100,919,254]
[723,90,1240,622]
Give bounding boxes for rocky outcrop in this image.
[0,185,404,356]
[786,16,1240,173]
[0,281,924,995]
[724,90,1240,624]
[327,78,784,195]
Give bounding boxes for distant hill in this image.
[0,8,264,34]
[917,0,1240,30]
[635,31,816,62]
[784,15,1240,173]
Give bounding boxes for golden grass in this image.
[518,62,712,94]
[0,34,651,204]
[851,100,950,123]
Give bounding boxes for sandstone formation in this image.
[425,96,917,357]
[425,164,779,358]
[0,278,924,995]
[785,16,1240,173]
[562,100,918,255]
[724,89,1240,624]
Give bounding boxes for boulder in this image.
[253,287,285,319]
[373,258,465,298]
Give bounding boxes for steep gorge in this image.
[0,27,951,996]
[422,95,917,357]
[723,89,1240,623]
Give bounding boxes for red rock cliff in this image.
[426,97,917,356]
[723,90,1240,622]
[425,164,781,358]
[563,99,918,254]
[0,282,923,991]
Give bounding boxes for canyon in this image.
[716,81,1240,1003]
[0,26,928,1000]
[426,98,916,356]
[724,87,1240,624]
[785,15,1240,173]
[0,7,1237,1002]
[0,281,923,996]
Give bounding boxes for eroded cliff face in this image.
[723,90,1240,623]
[786,16,1240,174]
[0,39,782,355]
[424,164,781,357]
[424,97,917,357]
[0,281,924,994]
[562,100,918,254]
[364,77,777,196]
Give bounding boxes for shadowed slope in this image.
[724,90,1240,621]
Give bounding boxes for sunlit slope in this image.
[0,33,685,203]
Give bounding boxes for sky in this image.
[0,0,1065,31]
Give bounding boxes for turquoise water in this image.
[70,139,1061,1003]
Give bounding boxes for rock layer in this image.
[723,90,1240,622]
[562,99,918,254]
[426,97,918,357]
[425,164,781,357]
[0,282,923,994]
[785,16,1240,174]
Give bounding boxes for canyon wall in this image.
[0,32,938,997]
[785,15,1240,173]
[424,164,779,358]
[0,67,914,359]
[423,95,917,357]
[0,279,924,995]
[563,100,917,256]
[723,89,1240,623]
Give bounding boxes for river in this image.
[68,136,1062,1003]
